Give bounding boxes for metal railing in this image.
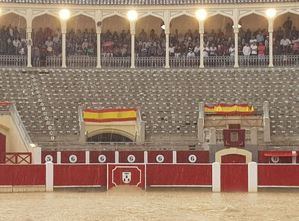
[101,56,130,68]
[0,55,26,67]
[67,55,96,68]
[136,57,165,68]
[170,57,200,68]
[1,54,298,68]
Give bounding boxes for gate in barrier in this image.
[221,164,248,192]
[107,164,146,189]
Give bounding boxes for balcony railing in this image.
[1,54,298,68]
[0,55,26,67]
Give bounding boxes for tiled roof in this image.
[0,0,297,5]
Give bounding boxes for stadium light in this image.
[59,9,71,21]
[232,24,242,29]
[266,8,277,19]
[196,9,207,21]
[127,10,138,22]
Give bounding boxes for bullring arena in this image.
[0,0,299,220]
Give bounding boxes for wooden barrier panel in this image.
[42,151,57,163]
[221,164,248,192]
[146,164,212,186]
[107,164,145,189]
[0,133,6,163]
[61,151,86,163]
[258,164,299,186]
[176,151,209,163]
[54,164,107,187]
[118,151,144,163]
[148,151,173,163]
[0,165,45,185]
[89,151,115,163]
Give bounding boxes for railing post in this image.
[46,162,54,192]
[199,21,205,68]
[212,162,221,192]
[268,18,274,67]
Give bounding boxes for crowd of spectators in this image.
[0,16,298,64]
[0,25,27,56]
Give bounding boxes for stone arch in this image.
[0,12,27,55]
[204,14,233,35]
[215,148,252,163]
[32,14,62,66]
[101,15,130,57]
[87,128,134,142]
[66,14,97,56]
[136,15,164,37]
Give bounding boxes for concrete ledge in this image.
[12,185,46,192]
[0,186,13,193]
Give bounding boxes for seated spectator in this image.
[243,43,251,56]
[250,42,258,56]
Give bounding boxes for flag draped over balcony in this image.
[204,104,255,115]
[83,108,137,123]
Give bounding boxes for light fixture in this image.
[30,143,36,148]
[127,10,138,22]
[232,24,242,29]
[196,9,207,21]
[266,8,277,19]
[59,9,71,21]
[161,24,165,30]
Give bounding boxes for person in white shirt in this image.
[242,43,251,56]
[209,44,217,56]
[280,37,292,54]
[194,44,200,56]
[250,42,258,56]
[229,44,235,56]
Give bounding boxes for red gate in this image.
[221,154,246,163]
[221,164,248,192]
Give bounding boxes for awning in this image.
[263,151,297,157]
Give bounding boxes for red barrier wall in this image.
[108,164,145,189]
[221,164,248,192]
[146,164,212,186]
[148,151,173,163]
[0,165,45,185]
[0,133,6,163]
[90,151,115,163]
[258,151,292,163]
[42,151,57,163]
[61,151,85,163]
[54,164,107,186]
[119,151,144,163]
[221,154,246,163]
[258,165,299,186]
[176,151,209,163]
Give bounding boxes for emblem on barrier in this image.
[127,154,136,163]
[122,172,132,184]
[156,154,165,163]
[69,154,78,163]
[188,154,197,163]
[45,155,53,162]
[98,154,107,163]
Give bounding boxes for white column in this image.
[199,22,204,68]
[32,146,41,164]
[234,27,239,68]
[144,151,148,163]
[46,162,54,192]
[248,162,258,192]
[268,19,274,67]
[61,21,67,68]
[85,151,90,164]
[115,151,119,163]
[130,21,136,68]
[26,27,32,67]
[57,151,61,164]
[96,27,101,68]
[212,162,221,192]
[172,150,177,163]
[165,31,170,68]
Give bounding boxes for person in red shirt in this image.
[258,42,266,58]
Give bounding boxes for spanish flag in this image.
[204,104,255,115]
[83,108,137,123]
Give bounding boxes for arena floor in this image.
[1,187,299,221]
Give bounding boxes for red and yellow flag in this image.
[83,108,137,123]
[204,104,255,115]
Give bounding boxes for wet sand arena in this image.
[1,187,299,221]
